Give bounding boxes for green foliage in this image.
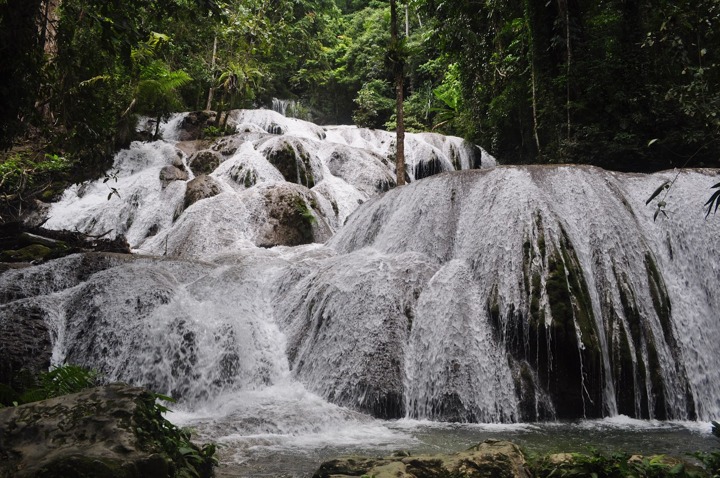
[0,152,70,200]
[530,449,704,478]
[202,125,232,138]
[353,80,395,128]
[135,392,218,478]
[294,198,317,226]
[692,450,720,478]
[3,364,100,406]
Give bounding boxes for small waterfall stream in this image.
[1,110,718,475]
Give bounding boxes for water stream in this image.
[3,110,718,475]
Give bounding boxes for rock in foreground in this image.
[0,383,214,478]
[313,440,531,478]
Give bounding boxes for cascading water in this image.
[2,110,718,475]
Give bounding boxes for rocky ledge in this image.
[0,383,214,478]
[312,439,716,478]
[313,440,531,478]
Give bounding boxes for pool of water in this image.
[172,406,717,477]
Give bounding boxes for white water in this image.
[3,111,720,474]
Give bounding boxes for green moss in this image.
[1,244,52,262]
[616,268,651,418]
[645,253,672,341]
[294,198,317,226]
[267,142,315,188]
[543,232,603,417]
[243,170,257,188]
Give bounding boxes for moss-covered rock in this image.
[0,384,215,478]
[313,440,531,478]
[184,174,222,210]
[188,150,222,175]
[0,302,52,402]
[264,138,316,188]
[255,184,331,247]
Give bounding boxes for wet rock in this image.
[261,137,319,188]
[0,301,52,392]
[184,174,222,209]
[177,110,213,141]
[414,154,446,180]
[159,165,189,187]
[188,150,222,175]
[0,383,213,478]
[256,184,331,247]
[313,440,531,478]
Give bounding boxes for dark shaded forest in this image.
[0,0,718,189]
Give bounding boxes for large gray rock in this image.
[184,174,222,209]
[188,150,223,175]
[313,440,531,478]
[159,165,189,187]
[0,384,213,478]
[0,302,51,391]
[255,184,332,247]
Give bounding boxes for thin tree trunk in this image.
[524,2,541,155]
[405,4,409,37]
[206,35,217,111]
[563,0,571,140]
[391,0,405,186]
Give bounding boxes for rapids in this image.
[2,109,719,473]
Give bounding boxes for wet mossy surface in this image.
[267,141,315,188]
[616,269,647,417]
[0,384,216,478]
[513,218,603,420]
[414,155,444,180]
[544,236,603,419]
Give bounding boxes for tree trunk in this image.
[556,0,572,140]
[524,1,541,155]
[390,0,406,186]
[205,35,218,111]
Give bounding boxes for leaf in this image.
[648,138,659,147]
[79,75,111,87]
[646,181,670,205]
[704,190,720,218]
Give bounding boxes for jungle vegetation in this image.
[0,0,718,189]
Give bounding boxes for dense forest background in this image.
[1,0,718,187]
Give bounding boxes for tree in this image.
[390,0,405,185]
[0,0,46,149]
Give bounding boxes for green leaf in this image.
[648,138,659,146]
[646,181,670,205]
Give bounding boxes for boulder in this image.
[159,165,189,187]
[184,174,222,209]
[188,150,222,175]
[313,440,531,478]
[0,383,214,478]
[176,110,213,141]
[256,184,331,247]
[0,301,52,396]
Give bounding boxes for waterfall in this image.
[272,98,291,116]
[3,111,718,426]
